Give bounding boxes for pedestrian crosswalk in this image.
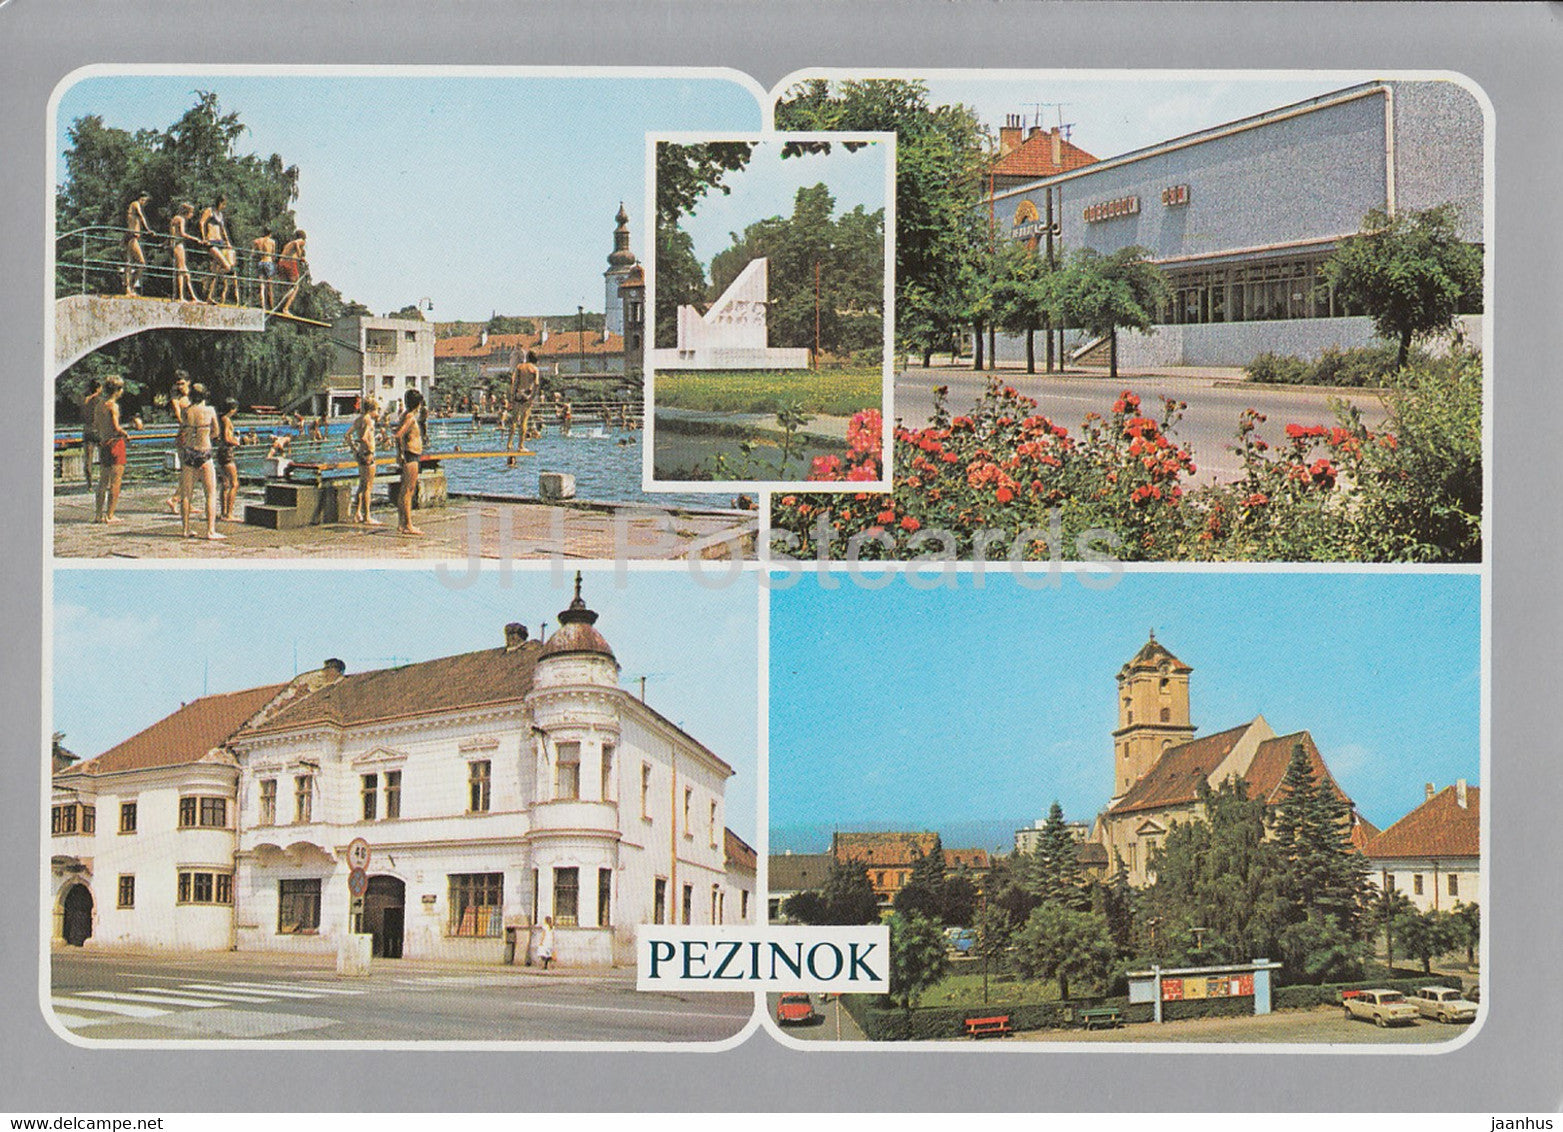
[51,979,366,1029]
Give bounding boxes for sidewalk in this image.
[54,485,758,560]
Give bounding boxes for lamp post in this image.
[577,304,585,376]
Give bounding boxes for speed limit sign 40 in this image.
[347,837,371,872]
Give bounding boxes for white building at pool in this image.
[50,578,755,966]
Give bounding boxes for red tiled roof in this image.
[1075,841,1110,867]
[944,848,990,870]
[60,683,288,777]
[1350,813,1382,852]
[833,831,939,867]
[244,645,542,734]
[1246,732,1351,808]
[436,330,625,362]
[725,828,757,872]
[1110,723,1250,814]
[991,130,1098,181]
[1365,785,1480,859]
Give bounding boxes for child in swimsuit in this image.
[350,395,382,525]
[217,397,240,522]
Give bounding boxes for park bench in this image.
[1077,1006,1124,1030]
[964,1014,1012,1039]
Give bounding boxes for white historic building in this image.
[50,578,755,966]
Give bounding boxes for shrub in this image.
[1244,352,1311,385]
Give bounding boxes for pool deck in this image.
[53,485,758,561]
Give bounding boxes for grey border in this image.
[6,0,1561,1113]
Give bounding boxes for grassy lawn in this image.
[654,366,882,417]
[918,966,1066,1009]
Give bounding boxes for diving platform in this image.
[55,294,266,376]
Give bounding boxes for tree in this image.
[1142,778,1284,964]
[1269,742,1371,982]
[988,239,1055,374]
[937,871,981,928]
[972,903,1013,1004]
[653,141,753,351]
[774,78,989,363]
[886,912,948,1012]
[1322,204,1482,368]
[1368,886,1417,972]
[387,304,425,321]
[779,889,828,925]
[893,835,947,920]
[1013,903,1115,1000]
[485,315,537,336]
[1394,907,1461,975]
[1053,246,1170,381]
[1451,901,1480,966]
[820,858,882,925]
[980,853,1039,929]
[1033,800,1084,909]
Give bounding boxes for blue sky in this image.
[769,571,1482,850]
[56,72,763,321]
[675,137,888,270]
[914,74,1369,164]
[52,568,760,839]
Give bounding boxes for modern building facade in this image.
[50,580,754,966]
[318,314,437,418]
[987,80,1485,367]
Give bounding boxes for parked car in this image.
[1411,986,1479,1023]
[1342,988,1420,1027]
[775,993,819,1026]
[944,927,977,957]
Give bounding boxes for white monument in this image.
[652,257,810,371]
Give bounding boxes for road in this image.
[765,994,867,1042]
[894,366,1393,486]
[50,950,756,1043]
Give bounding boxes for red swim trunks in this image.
[101,437,127,467]
[279,258,300,283]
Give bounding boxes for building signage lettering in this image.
[1161,184,1191,207]
[1083,195,1140,223]
[636,925,889,992]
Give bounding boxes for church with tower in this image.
[1091,632,1363,887]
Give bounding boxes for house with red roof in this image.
[1362,782,1479,913]
[50,578,753,964]
[1093,633,1372,886]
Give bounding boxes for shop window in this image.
[554,867,580,927]
[258,779,276,826]
[177,869,233,905]
[119,801,137,834]
[294,775,313,823]
[361,773,378,821]
[597,867,612,928]
[468,760,491,813]
[384,770,401,819]
[449,872,503,937]
[117,875,135,909]
[278,879,321,934]
[555,743,580,801]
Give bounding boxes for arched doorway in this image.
[62,884,93,946]
[362,875,405,959]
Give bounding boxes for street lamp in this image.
[577,304,585,376]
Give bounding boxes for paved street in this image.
[894,365,1393,485]
[765,994,866,1042]
[51,949,756,1043]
